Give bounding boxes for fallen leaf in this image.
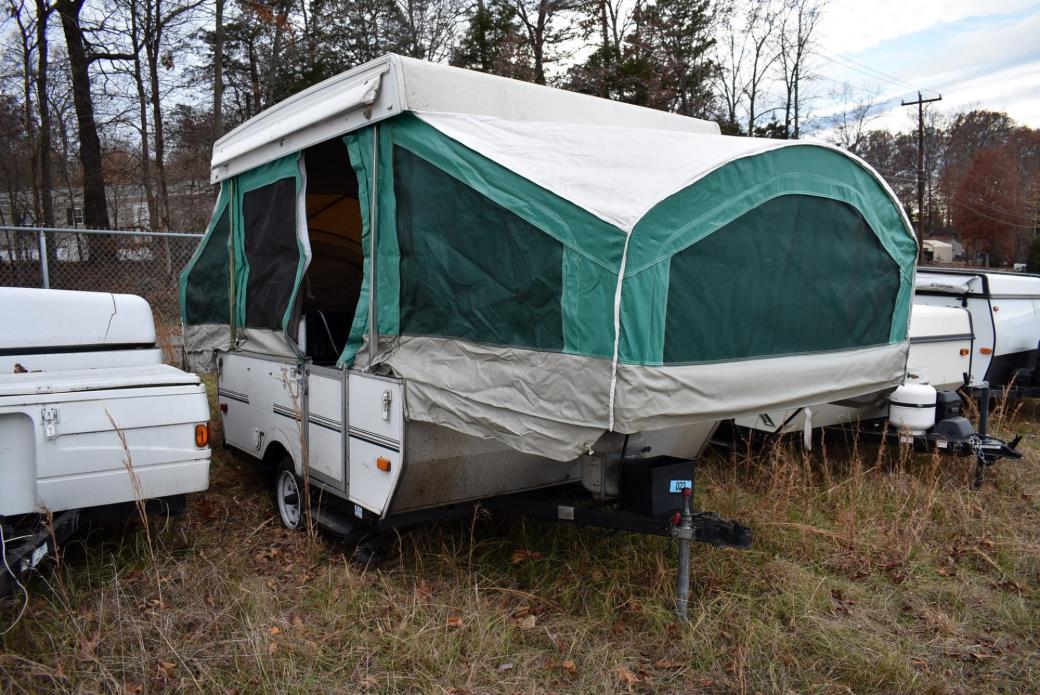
[291,615,304,628]
[269,626,281,636]
[359,675,378,689]
[78,630,101,661]
[511,549,542,564]
[562,659,577,674]
[518,614,537,631]
[446,615,463,628]
[654,658,683,669]
[617,667,641,685]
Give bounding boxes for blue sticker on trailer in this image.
[669,480,692,493]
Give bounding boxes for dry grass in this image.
[1,383,1038,694]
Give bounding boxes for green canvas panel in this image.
[561,247,617,358]
[179,182,231,326]
[230,152,304,332]
[394,145,564,350]
[388,114,626,272]
[339,125,399,366]
[242,179,299,330]
[623,146,916,364]
[338,118,625,366]
[661,195,898,364]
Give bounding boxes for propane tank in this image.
[888,377,937,435]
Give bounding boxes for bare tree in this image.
[712,3,748,131]
[777,0,823,138]
[511,0,576,85]
[213,0,224,136]
[54,0,124,228]
[34,0,56,225]
[396,0,465,61]
[6,0,42,222]
[741,0,779,137]
[825,82,883,154]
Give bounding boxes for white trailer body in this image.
[218,351,715,518]
[0,288,211,527]
[915,268,1040,388]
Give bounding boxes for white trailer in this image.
[915,268,1040,390]
[0,288,211,594]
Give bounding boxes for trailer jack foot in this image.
[672,488,694,621]
[671,488,752,620]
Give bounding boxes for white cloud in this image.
[810,3,1040,128]
[817,0,1039,54]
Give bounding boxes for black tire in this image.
[273,456,305,531]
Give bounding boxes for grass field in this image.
[1,383,1038,694]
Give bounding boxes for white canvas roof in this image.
[211,54,720,183]
[417,112,794,233]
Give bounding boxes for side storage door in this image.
[347,371,404,517]
[218,352,260,453]
[306,367,346,490]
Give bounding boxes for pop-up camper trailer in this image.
[181,55,918,596]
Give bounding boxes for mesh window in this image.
[185,206,230,325]
[394,146,564,350]
[243,178,299,329]
[663,195,898,363]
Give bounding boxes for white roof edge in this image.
[211,54,720,183]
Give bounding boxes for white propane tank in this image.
[888,377,937,435]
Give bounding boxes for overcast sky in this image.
[808,0,1040,132]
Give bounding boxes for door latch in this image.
[42,406,59,440]
[381,390,392,420]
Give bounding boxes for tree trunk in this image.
[55,0,110,228]
[213,0,224,137]
[12,3,42,224]
[35,0,54,227]
[130,0,158,230]
[144,0,171,231]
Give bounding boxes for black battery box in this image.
[621,456,695,518]
[935,390,962,422]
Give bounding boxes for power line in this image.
[817,51,915,91]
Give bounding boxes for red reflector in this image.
[219,403,228,413]
[376,456,391,472]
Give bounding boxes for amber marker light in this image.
[980,347,994,355]
[959,348,970,356]
[195,423,210,448]
[376,456,392,472]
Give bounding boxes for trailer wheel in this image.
[274,457,304,530]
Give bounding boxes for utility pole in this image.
[902,91,942,263]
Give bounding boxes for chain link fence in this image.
[0,226,203,337]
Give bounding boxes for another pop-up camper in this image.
[1,288,211,594]
[181,55,917,570]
